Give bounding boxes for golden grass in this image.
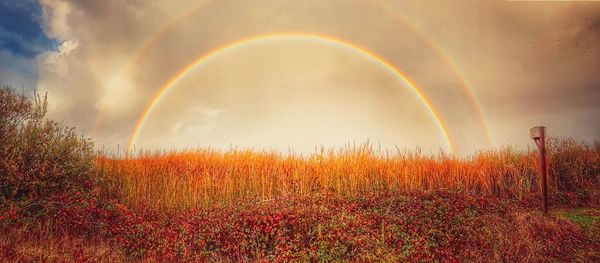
[97,138,598,210]
[98,144,544,210]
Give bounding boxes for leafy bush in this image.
[0,86,97,217]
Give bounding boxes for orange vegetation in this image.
[97,139,599,210]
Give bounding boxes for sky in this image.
[0,0,57,89]
[0,0,599,155]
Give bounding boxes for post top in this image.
[530,126,546,139]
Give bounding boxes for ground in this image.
[1,191,599,262]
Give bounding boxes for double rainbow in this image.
[92,0,493,154]
[126,33,455,154]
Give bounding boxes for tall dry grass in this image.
[96,139,598,210]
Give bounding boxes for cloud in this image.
[32,0,600,154]
[42,39,77,64]
[391,0,600,146]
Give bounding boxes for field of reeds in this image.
[97,139,599,211]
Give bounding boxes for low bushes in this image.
[0,86,99,220]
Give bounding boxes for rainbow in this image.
[92,0,215,136]
[94,3,494,149]
[375,0,494,145]
[126,33,456,154]
[94,0,494,151]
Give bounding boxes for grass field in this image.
[1,87,599,261]
[96,138,597,211]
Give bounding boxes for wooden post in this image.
[530,126,548,214]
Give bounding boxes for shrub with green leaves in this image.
[0,86,96,216]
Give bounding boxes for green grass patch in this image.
[556,208,600,230]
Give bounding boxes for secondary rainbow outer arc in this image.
[92,0,215,137]
[94,0,493,147]
[126,33,456,154]
[375,0,494,146]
